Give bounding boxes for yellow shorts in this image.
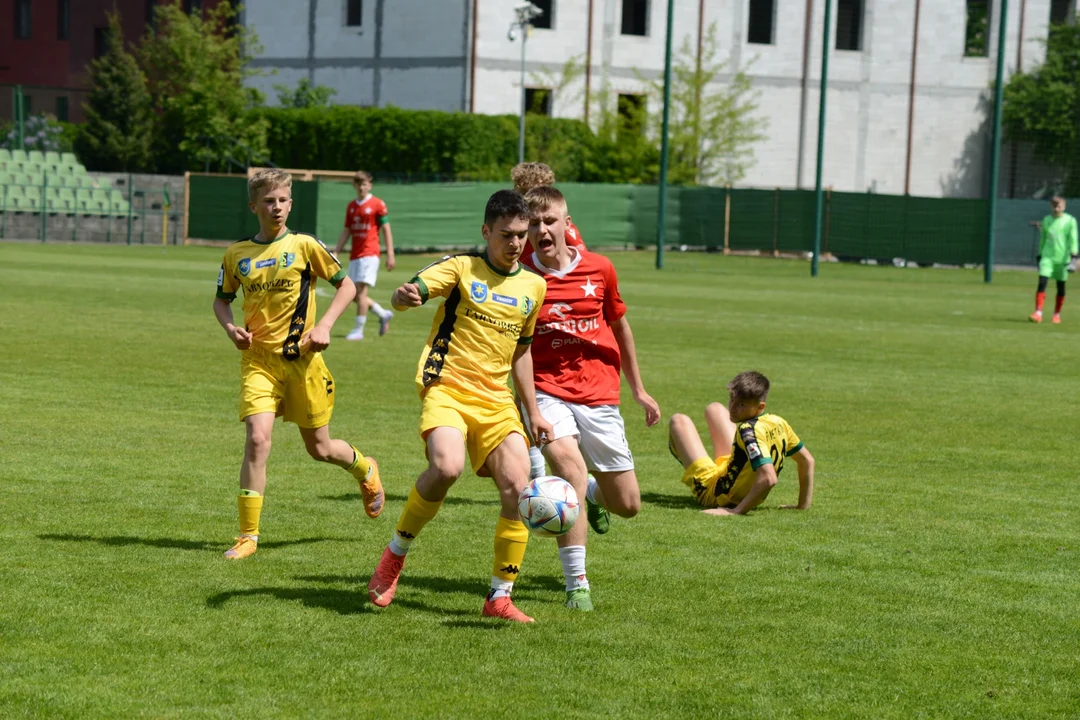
[239,348,335,428]
[420,383,526,476]
[681,455,735,509]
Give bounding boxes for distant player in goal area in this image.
[1029,196,1079,325]
[334,170,395,341]
[668,371,814,515]
[212,169,384,561]
[521,185,661,612]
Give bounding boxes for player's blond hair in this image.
[354,170,373,184]
[511,162,556,194]
[248,169,292,203]
[523,185,567,216]
[728,371,770,403]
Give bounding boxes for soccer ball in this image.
[517,476,580,538]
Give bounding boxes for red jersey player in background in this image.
[521,185,660,612]
[334,170,395,341]
[511,162,586,257]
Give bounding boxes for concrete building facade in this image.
[243,0,1076,198]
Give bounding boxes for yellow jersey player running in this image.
[213,169,385,560]
[668,371,814,515]
[367,190,552,623]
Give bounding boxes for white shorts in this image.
[347,256,380,287]
[530,390,634,473]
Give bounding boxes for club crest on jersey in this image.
[280,252,295,268]
[520,296,535,316]
[238,258,251,277]
[492,292,517,306]
[470,281,488,303]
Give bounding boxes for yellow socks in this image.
[347,446,372,480]
[388,487,444,555]
[238,490,263,538]
[492,516,529,585]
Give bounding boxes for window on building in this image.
[183,0,203,15]
[965,0,990,56]
[747,0,775,45]
[835,0,863,51]
[617,93,646,138]
[347,0,363,26]
[15,0,32,39]
[524,88,552,116]
[1050,0,1076,24]
[55,97,69,122]
[531,0,553,29]
[58,0,70,40]
[94,27,111,58]
[621,0,648,36]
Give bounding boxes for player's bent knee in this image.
[428,460,464,486]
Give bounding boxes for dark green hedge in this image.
[251,106,648,183]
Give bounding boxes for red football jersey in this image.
[343,194,388,260]
[523,247,626,406]
[523,218,586,258]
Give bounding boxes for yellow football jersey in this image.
[216,231,346,358]
[692,414,803,507]
[411,252,546,404]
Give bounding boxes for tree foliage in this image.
[138,0,268,173]
[1003,23,1080,195]
[274,78,338,109]
[75,13,154,171]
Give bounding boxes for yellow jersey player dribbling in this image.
[668,371,815,515]
[366,190,553,623]
[213,169,385,560]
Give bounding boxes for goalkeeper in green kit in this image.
[1030,196,1079,324]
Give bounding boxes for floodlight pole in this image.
[985,0,1008,284]
[656,0,675,270]
[812,0,833,278]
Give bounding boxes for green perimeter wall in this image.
[188,175,1023,268]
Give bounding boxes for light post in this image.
[508,2,544,164]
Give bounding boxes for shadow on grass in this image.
[38,533,334,551]
[319,492,498,506]
[639,492,701,510]
[206,587,373,615]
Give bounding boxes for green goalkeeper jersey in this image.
[1040,212,1079,265]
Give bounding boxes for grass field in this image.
[3,242,1080,718]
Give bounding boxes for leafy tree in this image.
[138,0,268,173]
[640,23,766,185]
[274,78,337,109]
[75,13,154,171]
[1003,23,1080,195]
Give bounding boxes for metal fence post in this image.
[773,187,781,256]
[812,0,833,277]
[126,173,134,245]
[41,174,47,242]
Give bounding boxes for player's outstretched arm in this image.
[511,344,553,446]
[705,464,778,516]
[780,447,815,510]
[213,297,252,351]
[303,276,356,352]
[334,227,350,256]
[391,282,423,311]
[609,316,660,427]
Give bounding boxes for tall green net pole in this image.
[985,0,1009,284]
[812,0,833,278]
[14,85,25,148]
[656,0,675,270]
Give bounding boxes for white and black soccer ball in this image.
[517,476,579,538]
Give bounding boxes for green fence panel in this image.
[777,190,815,252]
[729,189,777,251]
[904,195,985,266]
[187,175,318,241]
[677,186,726,248]
[993,198,1080,267]
[560,183,638,248]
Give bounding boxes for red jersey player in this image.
[511,162,586,257]
[521,185,660,612]
[334,170,395,341]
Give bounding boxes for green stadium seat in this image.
[77,176,95,189]
[44,151,61,166]
[5,184,24,198]
[58,187,76,202]
[59,175,79,188]
[8,194,33,212]
[26,150,45,164]
[61,152,78,165]
[0,172,15,185]
[72,164,89,176]
[10,149,28,165]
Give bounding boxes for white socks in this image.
[559,545,588,591]
[355,315,368,330]
[488,577,514,599]
[369,301,391,320]
[586,475,603,506]
[529,445,546,479]
[388,533,411,556]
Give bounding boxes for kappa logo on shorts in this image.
[492,293,518,306]
[280,252,295,268]
[238,258,251,277]
[256,258,277,269]
[325,377,334,395]
[471,281,488,303]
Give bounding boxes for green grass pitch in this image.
[2,242,1079,718]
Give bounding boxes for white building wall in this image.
[241,0,1063,198]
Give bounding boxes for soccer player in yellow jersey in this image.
[213,169,385,561]
[668,371,814,515]
[367,190,552,623]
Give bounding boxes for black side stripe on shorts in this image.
[422,285,461,386]
[282,266,311,360]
